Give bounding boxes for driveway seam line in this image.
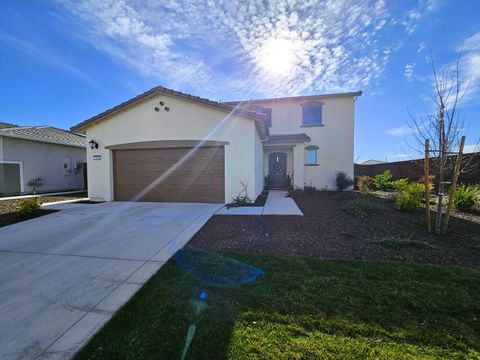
[0,249,164,262]
[32,204,217,360]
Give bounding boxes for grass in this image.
[74,249,480,360]
[367,236,434,250]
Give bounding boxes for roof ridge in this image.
[225,91,363,104]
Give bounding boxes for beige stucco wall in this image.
[253,96,355,190]
[1,136,86,193]
[254,129,264,196]
[84,93,262,203]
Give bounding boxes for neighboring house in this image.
[0,124,87,196]
[71,86,361,203]
[361,159,386,165]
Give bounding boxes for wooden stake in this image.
[424,139,431,233]
[442,136,466,234]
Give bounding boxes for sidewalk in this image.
[216,190,303,216]
[262,190,303,215]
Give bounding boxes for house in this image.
[361,159,386,165]
[71,86,361,203]
[0,123,87,196]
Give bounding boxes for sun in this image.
[255,38,298,75]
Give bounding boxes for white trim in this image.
[0,160,24,192]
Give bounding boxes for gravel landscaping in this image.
[0,192,87,227]
[190,191,480,268]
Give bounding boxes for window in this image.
[302,103,323,126]
[305,146,318,165]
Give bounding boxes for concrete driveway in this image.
[0,201,222,360]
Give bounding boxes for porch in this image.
[263,133,310,189]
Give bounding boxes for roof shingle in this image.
[0,126,86,148]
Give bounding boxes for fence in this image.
[354,153,480,185]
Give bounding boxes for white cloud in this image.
[459,32,480,101]
[386,125,414,137]
[385,153,412,161]
[463,144,480,154]
[404,63,415,80]
[54,0,432,98]
[417,42,427,53]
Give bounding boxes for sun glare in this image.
[256,38,298,75]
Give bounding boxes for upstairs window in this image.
[302,103,323,126]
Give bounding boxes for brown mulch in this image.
[190,191,480,269]
[0,192,87,228]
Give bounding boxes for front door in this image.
[269,152,287,188]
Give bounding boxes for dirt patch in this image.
[0,193,86,228]
[190,191,480,268]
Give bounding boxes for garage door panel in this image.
[113,147,224,202]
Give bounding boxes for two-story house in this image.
[71,86,361,203]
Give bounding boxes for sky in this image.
[0,0,479,162]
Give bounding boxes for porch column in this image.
[293,144,305,189]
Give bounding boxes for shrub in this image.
[453,184,480,212]
[390,178,409,191]
[304,185,316,195]
[335,171,353,191]
[373,170,393,191]
[16,198,41,217]
[230,182,252,207]
[286,174,293,190]
[394,182,425,211]
[357,176,373,194]
[264,175,272,190]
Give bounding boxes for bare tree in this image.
[408,52,477,234]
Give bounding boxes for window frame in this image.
[305,145,319,166]
[301,101,324,127]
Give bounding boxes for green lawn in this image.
[75,249,480,359]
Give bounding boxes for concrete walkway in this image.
[0,201,222,360]
[216,190,303,216]
[262,190,303,215]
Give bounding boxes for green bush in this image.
[336,171,353,191]
[390,178,409,191]
[394,182,425,211]
[357,175,373,195]
[373,170,393,191]
[16,198,41,217]
[304,185,316,195]
[453,184,480,212]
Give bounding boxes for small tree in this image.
[408,52,478,233]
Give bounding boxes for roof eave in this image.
[226,91,363,105]
[70,87,268,133]
[0,132,86,148]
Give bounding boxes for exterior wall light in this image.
[89,140,99,150]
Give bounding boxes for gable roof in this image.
[70,86,269,139]
[225,91,362,106]
[0,126,86,148]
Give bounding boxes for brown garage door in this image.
[113,147,224,202]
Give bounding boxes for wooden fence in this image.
[354,153,480,185]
